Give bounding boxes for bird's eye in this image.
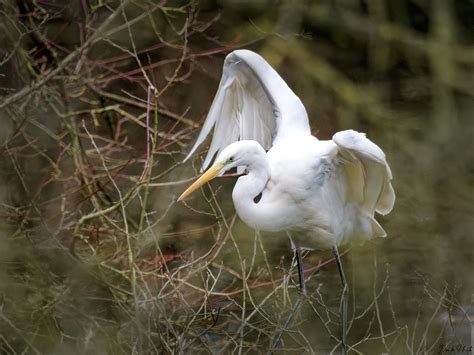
[229,157,234,162]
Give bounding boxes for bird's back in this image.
[264,133,394,249]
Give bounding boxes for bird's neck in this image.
[232,154,271,230]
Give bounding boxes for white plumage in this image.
[179,49,395,250]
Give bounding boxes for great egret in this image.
[178,49,395,352]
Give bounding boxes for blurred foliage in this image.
[0,0,473,353]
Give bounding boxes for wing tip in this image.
[370,217,387,238]
[183,144,199,163]
[375,182,396,215]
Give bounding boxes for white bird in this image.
[178,49,395,351]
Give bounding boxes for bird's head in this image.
[178,141,263,201]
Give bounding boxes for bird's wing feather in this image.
[184,49,310,171]
[333,130,395,215]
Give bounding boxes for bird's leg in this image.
[291,237,307,296]
[270,236,307,353]
[333,245,348,354]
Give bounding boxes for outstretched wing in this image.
[333,130,395,216]
[184,49,310,171]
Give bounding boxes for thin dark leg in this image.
[292,238,307,296]
[333,245,348,355]
[270,239,306,353]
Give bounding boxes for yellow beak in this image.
[178,163,225,201]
